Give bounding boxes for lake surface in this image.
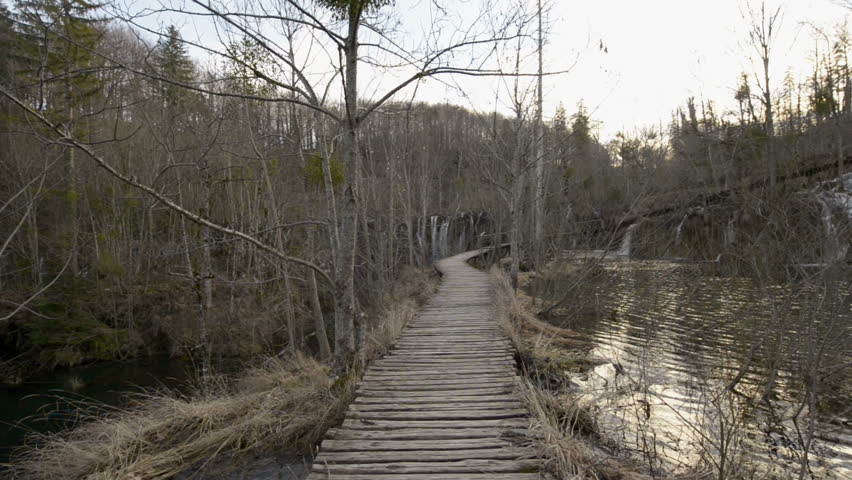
[0,357,193,470]
[528,256,852,477]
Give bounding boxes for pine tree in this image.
[14,0,103,276]
[0,2,14,82]
[152,25,195,107]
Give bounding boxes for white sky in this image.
[128,0,851,142]
[411,0,851,141]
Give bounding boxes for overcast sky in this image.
[133,0,850,142]
[410,0,850,141]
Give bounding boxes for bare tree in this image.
[745,1,783,187]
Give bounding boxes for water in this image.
[0,357,192,469]
[529,256,852,477]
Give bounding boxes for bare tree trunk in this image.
[333,8,361,371]
[763,51,776,187]
[510,155,523,291]
[533,0,545,260]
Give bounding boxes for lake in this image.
[528,255,852,477]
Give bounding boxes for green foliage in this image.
[24,314,127,368]
[0,2,14,82]
[224,36,273,96]
[13,0,104,118]
[95,251,125,277]
[304,153,343,187]
[24,289,127,368]
[153,25,196,107]
[570,101,591,144]
[319,0,395,18]
[812,83,837,117]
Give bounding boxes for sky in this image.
[409,0,851,141]
[127,0,851,142]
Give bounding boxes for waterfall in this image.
[416,223,424,260]
[457,230,466,253]
[674,213,689,246]
[816,192,851,264]
[842,172,852,192]
[723,217,736,248]
[430,216,438,262]
[617,223,639,257]
[439,219,450,257]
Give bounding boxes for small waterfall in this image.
[842,172,852,192]
[723,217,736,248]
[617,222,639,257]
[674,213,689,246]
[816,193,850,264]
[430,216,439,261]
[438,219,450,258]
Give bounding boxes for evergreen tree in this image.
[152,25,195,107]
[0,2,14,82]
[14,0,103,276]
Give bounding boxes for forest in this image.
[0,0,850,479]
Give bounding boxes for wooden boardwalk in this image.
[307,250,539,480]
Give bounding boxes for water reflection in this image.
[0,357,193,469]
[531,257,852,477]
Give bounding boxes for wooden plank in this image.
[378,355,515,362]
[353,394,520,405]
[347,409,527,420]
[348,401,523,412]
[363,373,511,382]
[307,473,541,480]
[306,250,539,478]
[310,459,539,474]
[315,447,530,463]
[357,387,515,398]
[324,427,527,441]
[320,438,515,451]
[389,349,511,356]
[341,418,529,430]
[360,378,515,388]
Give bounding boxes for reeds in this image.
[7,267,438,480]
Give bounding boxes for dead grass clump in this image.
[7,267,438,480]
[491,266,592,387]
[8,354,352,480]
[360,267,439,364]
[491,266,711,480]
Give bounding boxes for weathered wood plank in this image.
[305,250,538,478]
[349,401,523,412]
[315,447,531,463]
[347,409,527,420]
[310,459,539,474]
[324,427,527,441]
[307,473,541,480]
[320,438,517,452]
[357,388,516,398]
[362,374,511,382]
[359,379,515,389]
[353,394,520,404]
[341,418,529,430]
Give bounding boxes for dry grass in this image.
[7,267,438,480]
[7,355,349,480]
[491,266,712,480]
[491,266,593,388]
[360,266,439,365]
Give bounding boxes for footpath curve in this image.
[307,249,538,479]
